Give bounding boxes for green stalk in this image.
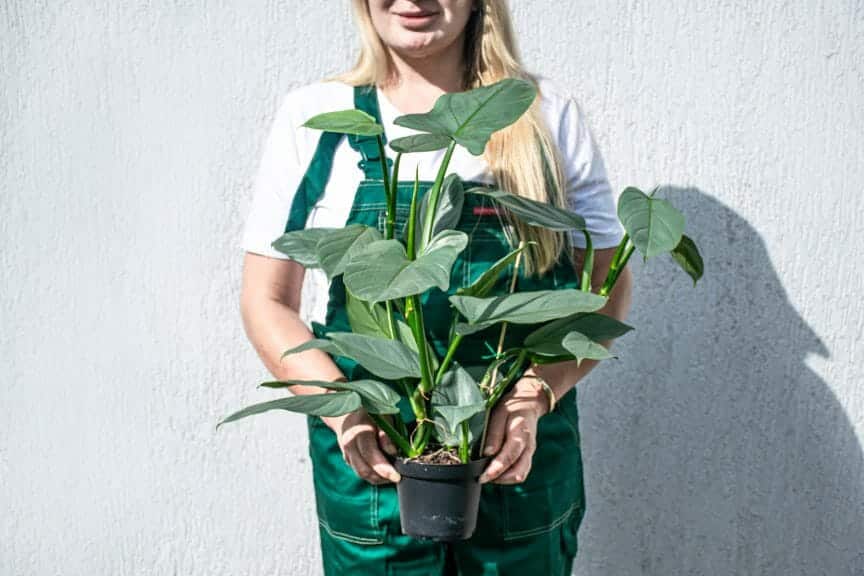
[420,140,456,248]
[369,413,412,456]
[599,233,634,297]
[477,350,530,457]
[406,168,419,260]
[485,349,530,408]
[376,135,394,240]
[459,421,470,463]
[580,229,594,293]
[434,332,463,387]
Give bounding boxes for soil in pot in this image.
[393,452,490,542]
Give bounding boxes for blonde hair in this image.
[332,0,573,276]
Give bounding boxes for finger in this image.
[344,447,387,485]
[480,420,530,484]
[378,429,397,457]
[357,434,401,483]
[482,409,508,457]
[493,443,534,485]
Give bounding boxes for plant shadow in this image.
[573,187,864,575]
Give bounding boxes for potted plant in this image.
[219,78,704,541]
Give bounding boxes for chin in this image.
[390,33,445,58]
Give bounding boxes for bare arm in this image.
[481,246,633,483]
[240,252,400,483]
[240,252,344,388]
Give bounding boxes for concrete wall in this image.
[2,1,862,574]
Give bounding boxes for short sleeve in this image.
[241,93,304,259]
[558,98,624,249]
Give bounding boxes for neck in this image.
[379,37,467,113]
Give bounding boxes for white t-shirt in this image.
[242,77,624,326]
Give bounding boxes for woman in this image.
[240,1,633,573]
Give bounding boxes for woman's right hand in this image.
[321,409,402,485]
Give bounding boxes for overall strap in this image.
[284,130,344,232]
[348,84,392,181]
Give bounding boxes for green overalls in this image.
[288,84,587,575]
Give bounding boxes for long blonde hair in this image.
[332,0,573,276]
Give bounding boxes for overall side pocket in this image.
[306,416,385,545]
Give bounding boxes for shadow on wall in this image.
[576,187,864,576]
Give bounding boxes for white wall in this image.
[2,1,862,574]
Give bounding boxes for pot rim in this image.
[393,455,490,481]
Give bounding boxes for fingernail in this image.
[483,446,494,456]
[391,473,401,483]
[479,473,489,484]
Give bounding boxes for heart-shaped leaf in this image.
[431,364,486,445]
[317,225,382,279]
[271,227,336,267]
[525,312,634,355]
[561,331,615,367]
[302,109,383,136]
[389,133,451,153]
[217,391,362,427]
[327,332,421,380]
[450,289,607,335]
[618,187,685,260]
[343,230,468,302]
[466,188,586,231]
[670,234,704,286]
[280,333,419,380]
[394,78,537,155]
[260,379,401,415]
[434,404,486,437]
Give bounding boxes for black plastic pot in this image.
[393,456,490,541]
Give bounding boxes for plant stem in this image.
[599,234,634,297]
[580,229,594,292]
[459,421,470,463]
[407,168,419,260]
[369,413,412,456]
[420,140,456,248]
[478,350,530,456]
[434,332,463,386]
[376,135,395,240]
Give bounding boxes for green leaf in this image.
[394,78,537,155]
[271,227,335,266]
[260,379,400,415]
[450,289,607,335]
[431,364,486,445]
[561,331,616,367]
[389,133,451,153]
[302,109,383,136]
[317,225,382,279]
[466,188,586,231]
[415,173,464,253]
[280,338,339,360]
[432,363,485,406]
[217,392,361,427]
[435,404,486,436]
[343,230,468,301]
[525,312,634,355]
[346,290,391,338]
[618,187,685,260]
[670,234,704,286]
[456,243,532,297]
[327,332,421,380]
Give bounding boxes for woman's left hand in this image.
[479,378,551,484]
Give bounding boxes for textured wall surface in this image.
[2,1,863,574]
